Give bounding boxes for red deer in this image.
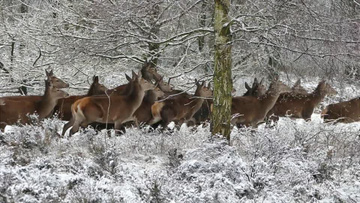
[243,78,266,97]
[0,80,69,130]
[266,80,337,122]
[149,80,212,129]
[62,72,155,136]
[132,87,165,126]
[0,69,69,102]
[155,77,189,99]
[231,80,291,127]
[55,76,108,120]
[188,77,266,126]
[321,97,360,123]
[141,61,162,82]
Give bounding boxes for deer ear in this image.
[93,76,99,83]
[293,79,301,87]
[131,70,137,79]
[201,81,205,86]
[259,78,264,85]
[245,82,251,90]
[207,82,211,89]
[45,79,52,88]
[137,70,142,78]
[125,74,131,81]
[195,79,200,86]
[253,77,258,84]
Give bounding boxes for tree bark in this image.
[211,0,233,141]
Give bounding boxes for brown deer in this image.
[141,61,162,82]
[266,80,337,122]
[188,77,266,126]
[244,78,266,97]
[0,69,69,102]
[321,97,360,123]
[62,71,155,136]
[231,80,291,127]
[149,80,212,129]
[0,80,69,130]
[55,76,108,121]
[132,87,165,126]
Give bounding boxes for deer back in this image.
[322,97,360,123]
[267,80,337,120]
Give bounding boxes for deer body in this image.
[0,81,69,130]
[55,76,108,121]
[150,81,212,128]
[231,81,291,127]
[267,81,337,121]
[322,97,360,123]
[62,72,154,136]
[133,88,165,125]
[189,78,266,126]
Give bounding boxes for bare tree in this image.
[211,0,233,141]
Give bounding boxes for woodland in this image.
[0,0,360,202]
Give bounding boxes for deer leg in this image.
[69,116,84,137]
[114,121,126,136]
[302,109,313,121]
[62,118,74,137]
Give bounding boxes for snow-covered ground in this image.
[1,76,360,202]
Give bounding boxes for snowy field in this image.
[1,77,360,202]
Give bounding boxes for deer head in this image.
[45,69,69,88]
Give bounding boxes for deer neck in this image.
[187,92,206,118]
[309,85,326,106]
[143,90,158,103]
[87,85,103,96]
[37,92,59,119]
[126,82,146,111]
[259,89,282,113]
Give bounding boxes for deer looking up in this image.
[0,80,69,130]
[62,71,155,136]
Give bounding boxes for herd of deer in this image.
[0,65,359,137]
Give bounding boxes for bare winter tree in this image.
[211,0,233,141]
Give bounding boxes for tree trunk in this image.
[211,0,233,141]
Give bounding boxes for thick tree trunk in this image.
[211,0,233,141]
